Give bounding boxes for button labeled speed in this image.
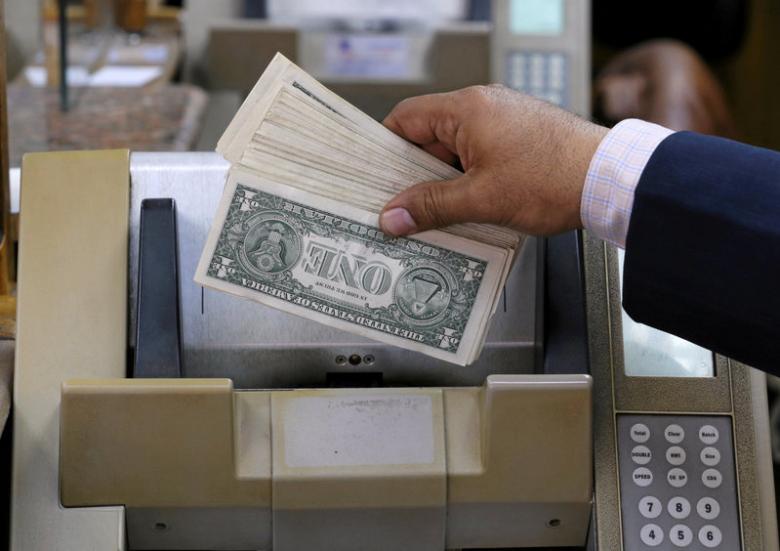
[632,467,653,487]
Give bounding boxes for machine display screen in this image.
[509,0,565,35]
[618,250,715,377]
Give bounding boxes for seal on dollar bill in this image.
[238,212,303,278]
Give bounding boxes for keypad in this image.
[617,415,740,550]
[505,51,568,107]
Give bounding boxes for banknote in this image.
[199,53,521,365]
[196,171,504,364]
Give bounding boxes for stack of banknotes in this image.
[196,53,524,366]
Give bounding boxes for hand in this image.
[378,85,608,237]
[594,39,737,137]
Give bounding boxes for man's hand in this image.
[378,85,608,237]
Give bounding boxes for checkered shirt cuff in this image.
[581,119,675,248]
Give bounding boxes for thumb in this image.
[379,174,478,236]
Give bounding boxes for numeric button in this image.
[640,523,664,547]
[667,468,688,488]
[633,467,653,487]
[697,497,720,520]
[670,524,693,547]
[639,496,662,519]
[667,496,691,519]
[664,424,685,444]
[699,425,719,445]
[700,446,721,466]
[702,468,723,489]
[699,525,723,548]
[666,446,686,466]
[631,423,651,443]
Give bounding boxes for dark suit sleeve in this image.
[623,131,780,374]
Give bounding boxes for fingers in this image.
[383,92,462,159]
[420,142,458,166]
[379,174,485,236]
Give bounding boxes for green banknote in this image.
[203,182,489,355]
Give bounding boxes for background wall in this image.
[717,0,780,150]
[4,0,39,80]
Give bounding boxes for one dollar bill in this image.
[195,171,505,365]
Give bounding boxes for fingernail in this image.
[380,207,417,236]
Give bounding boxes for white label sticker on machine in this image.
[283,394,435,468]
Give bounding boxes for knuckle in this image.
[462,85,495,109]
[420,185,451,228]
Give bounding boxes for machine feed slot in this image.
[133,198,183,378]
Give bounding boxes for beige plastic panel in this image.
[12,150,130,551]
[445,374,593,548]
[271,388,447,551]
[60,375,592,549]
[60,378,270,508]
[271,388,447,510]
[447,374,592,503]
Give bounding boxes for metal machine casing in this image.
[11,151,593,551]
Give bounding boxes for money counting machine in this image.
[10,150,779,551]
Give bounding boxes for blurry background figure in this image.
[115,0,147,33]
[592,0,747,137]
[593,40,739,138]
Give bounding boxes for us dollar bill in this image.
[196,171,504,364]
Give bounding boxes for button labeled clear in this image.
[697,497,720,520]
[667,468,688,488]
[699,525,723,548]
[633,467,654,487]
[639,496,662,519]
[700,446,721,466]
[702,468,723,489]
[640,523,664,547]
[665,424,685,444]
[670,524,693,547]
[630,423,651,443]
[699,425,719,445]
[631,445,652,465]
[667,496,691,519]
[666,446,686,466]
